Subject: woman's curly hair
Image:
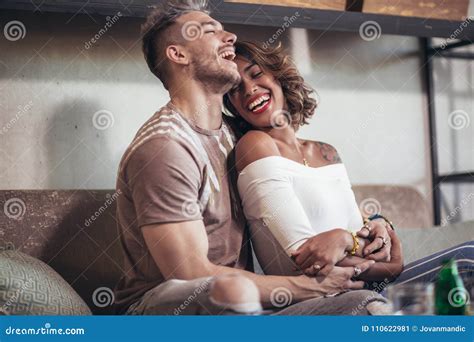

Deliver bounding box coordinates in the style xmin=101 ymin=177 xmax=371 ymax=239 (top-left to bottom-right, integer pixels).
xmin=224 ymin=41 xmax=317 ymax=136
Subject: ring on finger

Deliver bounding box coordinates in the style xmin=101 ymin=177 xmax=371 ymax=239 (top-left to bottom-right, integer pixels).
xmin=363 ymin=223 xmax=372 ymax=231
xmin=353 ymin=266 xmax=362 ymax=278
xmin=312 ymin=264 xmax=321 ymax=272
xmin=376 ymin=236 xmax=388 ymax=246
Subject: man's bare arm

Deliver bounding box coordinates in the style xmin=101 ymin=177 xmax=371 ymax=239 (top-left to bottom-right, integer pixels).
xmin=141 ymin=220 xmax=374 ymax=308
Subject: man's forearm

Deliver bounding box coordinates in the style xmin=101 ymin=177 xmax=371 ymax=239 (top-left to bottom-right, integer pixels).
xmin=207 ymin=264 xmax=320 ymax=308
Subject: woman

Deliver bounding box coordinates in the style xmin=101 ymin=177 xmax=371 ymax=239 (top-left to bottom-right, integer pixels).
xmin=224 ymin=41 xmax=473 ymax=289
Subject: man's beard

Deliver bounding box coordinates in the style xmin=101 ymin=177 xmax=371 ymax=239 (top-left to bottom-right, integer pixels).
xmin=192 ymin=54 xmax=240 ymax=94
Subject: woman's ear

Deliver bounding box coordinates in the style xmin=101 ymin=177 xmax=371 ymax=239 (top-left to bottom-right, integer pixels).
xmin=166 ymin=45 xmax=189 ymax=66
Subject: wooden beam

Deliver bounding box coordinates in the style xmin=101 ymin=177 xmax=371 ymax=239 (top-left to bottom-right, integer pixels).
xmin=363 ymin=0 xmax=470 ymax=21
xmin=224 ymin=0 xmax=346 ymax=11
xmin=0 ymin=0 xmax=472 ymax=40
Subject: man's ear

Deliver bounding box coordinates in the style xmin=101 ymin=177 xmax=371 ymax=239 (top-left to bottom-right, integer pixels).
xmin=165 ymin=45 xmax=189 ymax=66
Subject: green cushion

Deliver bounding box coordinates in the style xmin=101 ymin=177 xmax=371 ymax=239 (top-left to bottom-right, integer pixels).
xmin=0 ymin=250 xmax=92 ymax=315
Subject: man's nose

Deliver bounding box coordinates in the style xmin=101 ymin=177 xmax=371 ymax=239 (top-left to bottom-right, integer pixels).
xmin=223 ymin=30 xmax=237 ymax=45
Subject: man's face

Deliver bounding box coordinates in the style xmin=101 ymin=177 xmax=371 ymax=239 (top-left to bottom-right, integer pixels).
xmin=175 ymin=11 xmax=240 ymax=93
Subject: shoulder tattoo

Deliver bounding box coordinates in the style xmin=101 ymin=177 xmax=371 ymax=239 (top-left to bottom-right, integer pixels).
xmin=316 ymin=142 xmax=342 ymax=164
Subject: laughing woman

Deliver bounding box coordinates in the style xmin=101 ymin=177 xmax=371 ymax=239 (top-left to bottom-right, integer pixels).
xmin=224 ymin=41 xmax=473 ymax=290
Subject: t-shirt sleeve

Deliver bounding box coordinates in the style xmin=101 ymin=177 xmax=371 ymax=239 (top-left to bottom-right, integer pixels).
xmin=125 ymin=137 xmax=203 ymax=227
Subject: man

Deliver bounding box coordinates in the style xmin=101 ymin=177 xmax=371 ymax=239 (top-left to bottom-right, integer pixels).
xmin=114 ymin=0 xmax=387 ymax=315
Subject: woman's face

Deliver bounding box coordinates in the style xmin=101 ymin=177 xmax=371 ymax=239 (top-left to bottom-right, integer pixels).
xmin=227 ymin=56 xmax=286 ymax=129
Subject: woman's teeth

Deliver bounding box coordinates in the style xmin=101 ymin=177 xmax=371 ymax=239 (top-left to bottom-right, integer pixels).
xmin=248 ymin=94 xmax=270 ymax=111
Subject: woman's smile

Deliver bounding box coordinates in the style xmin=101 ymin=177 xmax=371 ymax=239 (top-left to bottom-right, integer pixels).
xmin=246 ymin=92 xmax=272 ymax=114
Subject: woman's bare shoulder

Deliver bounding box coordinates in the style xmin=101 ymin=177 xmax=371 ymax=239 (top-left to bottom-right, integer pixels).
xmin=235 ymin=130 xmax=280 ymax=172
xmin=302 ymin=139 xmax=342 ymax=164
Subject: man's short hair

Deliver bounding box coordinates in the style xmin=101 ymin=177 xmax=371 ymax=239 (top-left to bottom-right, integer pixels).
xmin=141 ymin=0 xmax=210 ymax=89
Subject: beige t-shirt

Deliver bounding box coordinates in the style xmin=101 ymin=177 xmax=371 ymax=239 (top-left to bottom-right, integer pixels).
xmin=114 ymin=103 xmax=252 ymax=314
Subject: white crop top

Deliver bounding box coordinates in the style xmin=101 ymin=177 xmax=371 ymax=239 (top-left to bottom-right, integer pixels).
xmin=237 ymin=156 xmax=363 ymax=276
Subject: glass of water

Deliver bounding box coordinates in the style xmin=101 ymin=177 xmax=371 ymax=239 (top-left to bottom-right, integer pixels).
xmin=387 ymin=283 xmax=434 ymax=315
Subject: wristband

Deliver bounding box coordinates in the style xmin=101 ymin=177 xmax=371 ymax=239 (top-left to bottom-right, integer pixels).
xmin=368 ymin=213 xmax=395 ymax=230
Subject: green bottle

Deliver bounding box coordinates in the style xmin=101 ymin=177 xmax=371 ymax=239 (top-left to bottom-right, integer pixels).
xmin=435 ymin=259 xmax=467 ymax=315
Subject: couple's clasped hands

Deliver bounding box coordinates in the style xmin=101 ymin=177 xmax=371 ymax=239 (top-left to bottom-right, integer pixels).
xmin=290 ymin=219 xmax=400 ymax=292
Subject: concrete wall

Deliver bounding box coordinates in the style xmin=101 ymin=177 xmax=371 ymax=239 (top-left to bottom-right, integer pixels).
xmin=1 ymin=9 xmax=472 ymax=222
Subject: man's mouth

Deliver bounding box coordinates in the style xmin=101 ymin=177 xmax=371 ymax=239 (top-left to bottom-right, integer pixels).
xmin=247 ymin=93 xmax=271 ymax=113
xmin=219 ymin=50 xmax=236 ymax=61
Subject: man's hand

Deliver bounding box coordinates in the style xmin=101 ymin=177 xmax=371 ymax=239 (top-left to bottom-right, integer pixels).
xmin=356 ymin=219 xmax=392 ymax=262
xmin=311 ymin=260 xmax=376 ymax=295
xmin=291 ymin=229 xmax=353 ymax=276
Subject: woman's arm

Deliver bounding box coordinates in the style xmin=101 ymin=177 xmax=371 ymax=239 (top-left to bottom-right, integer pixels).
xmin=236 ymin=131 xmax=354 ymax=273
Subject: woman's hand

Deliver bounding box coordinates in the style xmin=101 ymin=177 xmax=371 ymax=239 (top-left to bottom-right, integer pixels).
xmin=291 ymin=228 xmax=353 ymax=276
xmin=339 ymin=229 xmax=404 ymax=282
xmin=357 ymin=219 xmax=392 ymax=262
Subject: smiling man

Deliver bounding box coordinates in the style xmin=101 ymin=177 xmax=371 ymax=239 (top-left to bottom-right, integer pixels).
xmin=114 ymin=0 xmax=386 ymax=315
